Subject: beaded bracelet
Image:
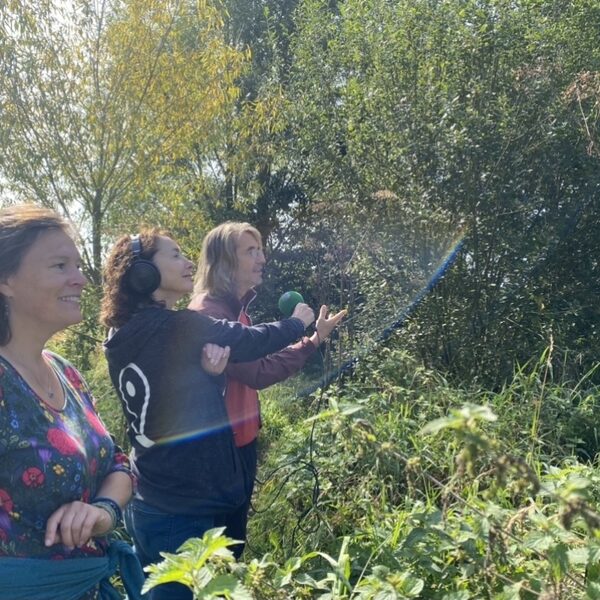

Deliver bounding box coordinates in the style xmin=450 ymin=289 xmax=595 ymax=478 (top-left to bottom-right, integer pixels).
xmin=91 ymin=496 xmax=123 ymax=531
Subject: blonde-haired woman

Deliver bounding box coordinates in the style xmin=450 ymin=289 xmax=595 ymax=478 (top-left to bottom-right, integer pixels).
xmin=189 ymin=221 xmax=345 ymax=558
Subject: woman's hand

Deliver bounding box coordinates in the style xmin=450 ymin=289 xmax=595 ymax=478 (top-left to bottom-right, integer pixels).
xmin=45 ymin=501 xmax=112 ymax=549
xmin=291 ymin=302 xmax=315 ymax=328
xmin=201 ymin=343 xmax=231 ymax=375
xmin=313 ymin=305 xmax=347 ymax=345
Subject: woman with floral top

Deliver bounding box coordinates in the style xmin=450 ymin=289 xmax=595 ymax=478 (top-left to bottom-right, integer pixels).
xmin=0 ymin=205 xmax=143 ymax=600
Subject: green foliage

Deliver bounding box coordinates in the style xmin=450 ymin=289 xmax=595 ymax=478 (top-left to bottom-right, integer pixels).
xmin=143 ymin=527 xmax=252 ymax=598
xmin=253 ymin=0 xmax=600 ymax=386
xmin=142 ymin=344 xmax=600 ymax=598
xmin=0 ymin=0 xmax=245 ymax=283
xmin=3 ymin=0 xmax=599 ymax=385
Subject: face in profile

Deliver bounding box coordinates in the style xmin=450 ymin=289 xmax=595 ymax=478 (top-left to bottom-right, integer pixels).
xmin=151 ymin=236 xmax=194 ymax=305
xmin=233 ymin=232 xmax=265 ymax=295
xmin=0 ymin=229 xmax=87 ymax=336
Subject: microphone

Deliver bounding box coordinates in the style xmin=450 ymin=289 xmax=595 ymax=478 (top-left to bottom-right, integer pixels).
xmin=278 ymin=291 xmax=304 ymax=317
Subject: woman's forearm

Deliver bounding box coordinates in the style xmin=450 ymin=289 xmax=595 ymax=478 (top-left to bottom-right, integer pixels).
xmin=95 ymin=470 xmax=133 ymax=508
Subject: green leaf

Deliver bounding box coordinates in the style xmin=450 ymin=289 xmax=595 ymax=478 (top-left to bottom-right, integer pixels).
xmin=547 ymin=543 xmax=570 ymax=581
xmin=492 ymin=582 xmax=524 ymax=600
xmin=197 ymin=575 xmax=253 ymax=600
xmin=420 ymin=405 xmax=497 ymax=435
xmin=586 ymin=581 xmax=600 ymax=600
xmin=568 ymin=547 xmax=589 ymax=565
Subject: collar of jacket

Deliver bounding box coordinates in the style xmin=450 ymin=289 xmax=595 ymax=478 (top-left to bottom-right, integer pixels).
xmin=219 ymin=288 xmax=258 ymax=320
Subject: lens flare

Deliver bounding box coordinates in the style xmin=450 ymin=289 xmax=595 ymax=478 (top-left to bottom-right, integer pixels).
xmin=280 ymin=197 xmax=466 ymax=398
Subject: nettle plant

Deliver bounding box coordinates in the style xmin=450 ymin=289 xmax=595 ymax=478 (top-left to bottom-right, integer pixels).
xmin=143 ymin=392 xmax=600 ymax=599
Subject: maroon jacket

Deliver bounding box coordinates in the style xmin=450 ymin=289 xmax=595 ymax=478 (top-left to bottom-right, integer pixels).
xmin=189 ymin=290 xmax=317 ymax=447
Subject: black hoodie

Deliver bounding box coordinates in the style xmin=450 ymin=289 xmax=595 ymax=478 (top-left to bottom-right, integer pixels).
xmin=104 ymin=306 xmax=304 ymax=515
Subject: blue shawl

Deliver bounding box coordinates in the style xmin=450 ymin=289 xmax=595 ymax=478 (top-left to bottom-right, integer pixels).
xmin=0 ymin=540 xmax=146 ymax=600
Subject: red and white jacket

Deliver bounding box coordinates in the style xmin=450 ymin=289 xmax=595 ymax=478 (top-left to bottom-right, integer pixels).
xmin=189 ymin=290 xmax=317 ymax=447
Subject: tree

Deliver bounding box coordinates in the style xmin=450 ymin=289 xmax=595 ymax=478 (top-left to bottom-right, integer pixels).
xmin=0 ymin=0 xmax=245 ymax=284
xmin=261 ymin=0 xmax=600 ymax=383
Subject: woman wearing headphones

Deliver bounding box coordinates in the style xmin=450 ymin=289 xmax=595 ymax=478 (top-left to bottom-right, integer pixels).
xmin=100 ymin=229 xmax=314 ymax=600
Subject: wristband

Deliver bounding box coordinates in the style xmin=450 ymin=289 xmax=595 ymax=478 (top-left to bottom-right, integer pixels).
xmin=91 ymin=496 xmax=123 ymax=530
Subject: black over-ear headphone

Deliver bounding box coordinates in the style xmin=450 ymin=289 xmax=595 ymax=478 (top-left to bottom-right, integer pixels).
xmin=124 ymin=235 xmax=161 ymax=295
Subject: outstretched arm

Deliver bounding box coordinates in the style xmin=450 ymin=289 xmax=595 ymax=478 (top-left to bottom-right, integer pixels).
xmin=226 ymin=305 xmax=347 ymax=389
xmin=198 ymin=303 xmax=314 ymax=362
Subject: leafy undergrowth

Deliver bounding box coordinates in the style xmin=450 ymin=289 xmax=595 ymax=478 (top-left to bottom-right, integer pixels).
xmin=110 ymin=339 xmax=600 ymax=598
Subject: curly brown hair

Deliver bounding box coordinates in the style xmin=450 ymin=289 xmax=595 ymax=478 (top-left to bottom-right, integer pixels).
xmin=100 ymin=229 xmax=167 ymax=329
xmin=0 ymin=204 xmax=71 ymax=345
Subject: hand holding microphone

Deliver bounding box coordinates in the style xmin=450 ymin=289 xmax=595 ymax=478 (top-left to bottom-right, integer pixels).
xmin=278 ymin=291 xmax=305 ymax=317
xmin=291 ymin=302 xmax=315 ymax=328
xmin=279 ymin=290 xmax=346 ymax=342
xmin=278 ymin=290 xmax=314 ymax=327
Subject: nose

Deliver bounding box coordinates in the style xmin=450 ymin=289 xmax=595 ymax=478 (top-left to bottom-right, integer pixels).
xmin=257 ymin=250 xmax=266 ymax=265
xmin=72 ymin=268 xmax=88 ymax=288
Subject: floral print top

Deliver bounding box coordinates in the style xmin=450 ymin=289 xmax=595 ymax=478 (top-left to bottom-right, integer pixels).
xmin=0 ymin=351 xmax=132 ymax=560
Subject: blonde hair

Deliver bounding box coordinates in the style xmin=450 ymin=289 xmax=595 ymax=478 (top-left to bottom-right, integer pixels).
xmin=194 ymin=222 xmax=262 ymax=298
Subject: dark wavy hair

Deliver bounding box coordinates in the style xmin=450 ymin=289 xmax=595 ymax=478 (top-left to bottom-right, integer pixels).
xmin=0 ymin=204 xmax=71 ymax=345
xmin=100 ymin=228 xmax=166 ymax=329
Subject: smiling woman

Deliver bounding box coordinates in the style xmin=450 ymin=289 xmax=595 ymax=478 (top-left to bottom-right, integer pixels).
xmin=1 ymin=227 xmax=87 ymax=350
xmin=0 ymin=204 xmax=143 ymax=600
xmin=100 ymin=228 xmax=315 ymax=600
xmin=150 ymin=236 xmax=196 ymax=306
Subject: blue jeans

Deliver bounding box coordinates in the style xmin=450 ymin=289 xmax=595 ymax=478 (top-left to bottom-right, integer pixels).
xmin=125 ymin=498 xmax=218 ymax=600
xmin=216 ymin=439 xmax=257 ymax=559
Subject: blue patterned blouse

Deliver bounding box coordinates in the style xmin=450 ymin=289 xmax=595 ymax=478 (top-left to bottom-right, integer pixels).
xmin=0 ymin=351 xmax=132 ymax=563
